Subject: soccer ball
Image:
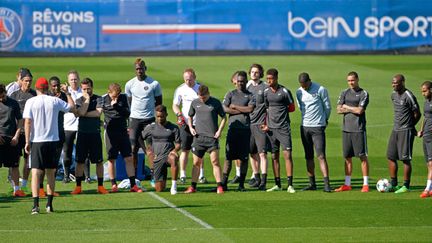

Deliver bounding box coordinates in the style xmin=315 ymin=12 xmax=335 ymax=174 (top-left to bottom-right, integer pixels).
xmin=376 ymin=179 xmax=390 ymax=192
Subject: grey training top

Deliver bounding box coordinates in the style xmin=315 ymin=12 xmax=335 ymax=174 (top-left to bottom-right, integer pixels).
xmin=247 ymin=80 xmax=267 ymax=125
xmin=142 ymin=121 xmax=180 ymax=163
xmin=264 ymin=85 xmax=295 ymax=129
xmin=0 ymin=97 xmax=21 ymax=137
xmin=423 ymin=99 xmax=432 ymax=137
xmin=189 ymin=96 xmax=225 ymax=137
xmin=9 ymin=89 xmax=36 ymax=132
xmin=223 ymin=89 xmax=255 ymax=129
xmin=391 ymin=89 xmax=419 ymax=131
xmin=337 ymin=87 xmax=369 ymax=132
xmin=76 ymin=94 xmax=101 ymax=134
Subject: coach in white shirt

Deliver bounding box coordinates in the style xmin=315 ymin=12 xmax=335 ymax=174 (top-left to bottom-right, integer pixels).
xmin=172 ymin=68 xmax=208 ymax=184
xmin=24 ymin=77 xmax=75 ymax=215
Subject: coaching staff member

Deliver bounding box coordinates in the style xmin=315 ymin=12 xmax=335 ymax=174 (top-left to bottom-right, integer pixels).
xmin=24 ymin=77 xmax=75 ymax=214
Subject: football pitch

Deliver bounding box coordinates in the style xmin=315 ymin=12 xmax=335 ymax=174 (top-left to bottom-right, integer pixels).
xmin=1 ymin=55 xmax=432 ymax=242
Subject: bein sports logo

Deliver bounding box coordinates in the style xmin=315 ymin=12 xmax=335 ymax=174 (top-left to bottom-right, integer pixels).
xmin=0 ymin=7 xmax=23 ymax=51
xmin=287 ymin=11 xmax=432 ymax=38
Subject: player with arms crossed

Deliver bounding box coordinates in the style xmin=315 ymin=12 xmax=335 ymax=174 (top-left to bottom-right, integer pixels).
xmin=70 ymin=78 xmax=108 ymax=195
xmin=335 ymin=71 xmax=370 ymax=192
xmin=221 ymin=71 xmax=255 ymax=191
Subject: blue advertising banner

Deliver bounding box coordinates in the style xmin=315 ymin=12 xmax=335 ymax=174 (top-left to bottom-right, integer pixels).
xmin=1 ymin=0 xmax=432 ymax=53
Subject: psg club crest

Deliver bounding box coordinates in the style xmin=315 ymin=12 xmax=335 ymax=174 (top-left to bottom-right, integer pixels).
xmin=0 ymin=7 xmax=23 ymax=51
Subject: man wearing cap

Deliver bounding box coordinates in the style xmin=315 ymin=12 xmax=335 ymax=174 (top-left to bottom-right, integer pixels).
xmin=23 ymin=77 xmax=75 ymax=214
xmin=125 ymin=58 xmax=162 ymax=185
xmin=0 ymin=84 xmax=24 ymax=197
xmin=9 ymin=68 xmax=36 ymax=194
xmin=296 ymin=72 xmax=332 ymax=192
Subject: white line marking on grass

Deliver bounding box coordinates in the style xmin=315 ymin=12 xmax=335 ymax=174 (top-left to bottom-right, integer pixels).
xmin=1 ymin=225 xmax=432 ymax=232
xmin=148 ymin=192 xmax=213 ymax=229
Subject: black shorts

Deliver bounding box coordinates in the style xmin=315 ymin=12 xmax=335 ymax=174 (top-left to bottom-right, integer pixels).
xmin=76 ymin=132 xmax=103 ymax=164
xmin=342 ymin=131 xmax=368 ymax=158
xmin=179 ymin=125 xmax=193 ymax=151
xmin=422 ymin=136 xmax=432 ymax=163
xmin=300 ymin=126 xmax=326 ymax=160
xmin=105 ymin=130 xmax=132 ymax=160
xmin=267 ymin=127 xmax=292 ymax=153
xmin=387 ymin=129 xmax=415 ymax=161
xmin=0 ymin=136 xmax=20 ymax=168
xmin=17 ymin=133 xmax=29 ymax=159
xmin=154 ymin=156 xmax=170 ymax=182
xmin=191 ymin=135 xmax=219 ymax=159
xmin=226 ymin=128 xmax=250 ymax=161
xmin=30 ymin=141 xmax=58 ymax=169
xmin=129 ymin=117 xmax=154 ymax=150
xmin=250 ymin=124 xmax=270 ymax=154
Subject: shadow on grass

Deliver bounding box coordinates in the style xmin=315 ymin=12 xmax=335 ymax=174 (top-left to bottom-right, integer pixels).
xmin=57 ymin=204 xmax=207 ymax=214
xmin=0 ymin=195 xmax=32 ymax=203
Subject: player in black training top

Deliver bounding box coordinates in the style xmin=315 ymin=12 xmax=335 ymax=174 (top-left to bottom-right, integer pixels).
xmin=387 ymin=74 xmax=421 ymax=193
xmin=99 ymin=83 xmax=143 ymax=193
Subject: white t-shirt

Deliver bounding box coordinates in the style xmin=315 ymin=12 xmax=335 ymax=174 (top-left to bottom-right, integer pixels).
xmin=6 ymin=81 xmax=20 ymax=96
xmin=173 ymin=82 xmax=200 ymax=123
xmin=63 ymin=86 xmax=82 ymax=131
xmin=23 ymin=94 xmax=71 ymax=142
xmin=125 ymin=76 xmax=162 ymax=119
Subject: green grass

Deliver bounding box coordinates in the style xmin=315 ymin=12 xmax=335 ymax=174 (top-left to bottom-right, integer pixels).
xmin=1 ymin=55 xmax=432 ymax=242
